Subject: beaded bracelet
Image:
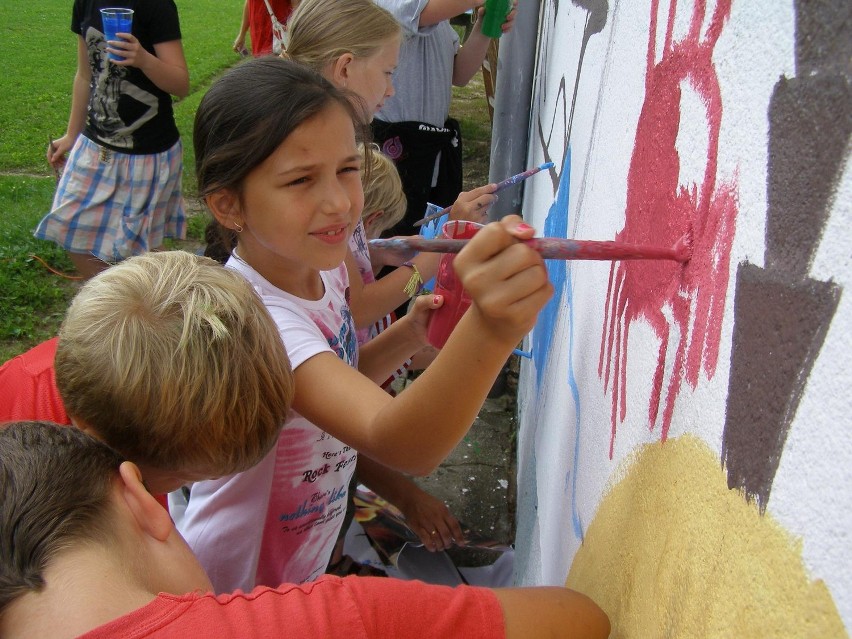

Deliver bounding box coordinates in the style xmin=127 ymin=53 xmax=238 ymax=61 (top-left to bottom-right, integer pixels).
xmin=401 ymin=261 xmax=423 ymax=297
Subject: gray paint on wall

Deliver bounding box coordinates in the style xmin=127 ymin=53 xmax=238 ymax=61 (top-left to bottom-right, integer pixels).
xmin=528 ymin=0 xmax=609 ymax=194
xmin=722 ymin=0 xmax=849 ymax=512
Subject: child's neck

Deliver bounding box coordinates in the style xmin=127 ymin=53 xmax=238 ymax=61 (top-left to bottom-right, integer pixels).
xmin=0 ymin=546 xmax=156 ymax=639
xmin=234 ymin=247 xmax=326 ymax=300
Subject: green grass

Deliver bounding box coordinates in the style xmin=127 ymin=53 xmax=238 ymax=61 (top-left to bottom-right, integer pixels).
xmin=0 ymin=0 xmax=239 ymax=174
xmin=0 ymin=2 xmax=493 ymax=362
xmin=0 ymin=176 xmax=79 ymax=361
xmin=0 ymin=0 xmax=242 ymax=361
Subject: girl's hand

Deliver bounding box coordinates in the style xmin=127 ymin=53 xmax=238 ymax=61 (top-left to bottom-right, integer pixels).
xmin=502 ymin=1 xmax=519 ymax=33
xmin=449 ymin=184 xmax=497 ymax=225
xmin=47 ymin=135 xmax=74 ymax=171
xmin=398 ymin=490 xmax=465 ymax=552
xmin=454 ymin=215 xmax=553 ymax=343
xmin=107 ymin=33 xmax=149 ymax=68
xmin=233 ymin=33 xmax=247 ymax=55
xmin=474 ymin=1 xmax=518 ymax=34
xmin=399 ymin=293 xmax=444 ymax=344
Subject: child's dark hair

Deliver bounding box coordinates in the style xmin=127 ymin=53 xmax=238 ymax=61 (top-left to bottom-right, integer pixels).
xmin=0 ymin=422 xmax=124 ymax=613
xmin=196 ymin=57 xmax=372 ymax=261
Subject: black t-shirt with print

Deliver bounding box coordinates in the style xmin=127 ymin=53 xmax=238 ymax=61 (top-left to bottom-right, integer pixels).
xmin=72 ymin=0 xmax=182 ymax=154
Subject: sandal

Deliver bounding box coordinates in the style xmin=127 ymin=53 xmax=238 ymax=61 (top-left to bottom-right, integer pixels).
xmin=327 ymin=554 xmax=387 ymax=577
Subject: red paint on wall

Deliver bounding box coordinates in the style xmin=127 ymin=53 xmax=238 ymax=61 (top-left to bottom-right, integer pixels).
xmin=599 ymin=0 xmax=738 ymax=457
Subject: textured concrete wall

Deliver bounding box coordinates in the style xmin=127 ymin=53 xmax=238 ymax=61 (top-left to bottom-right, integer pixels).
xmin=510 ymin=1 xmax=851 ymax=635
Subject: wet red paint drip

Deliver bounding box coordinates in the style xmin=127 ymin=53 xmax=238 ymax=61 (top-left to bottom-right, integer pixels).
xmin=599 ymin=0 xmax=738 ymax=458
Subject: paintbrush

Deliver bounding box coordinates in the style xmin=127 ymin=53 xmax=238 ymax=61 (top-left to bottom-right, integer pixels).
xmin=412 ymin=162 xmax=555 ymax=228
xmin=369 ymin=233 xmax=692 ymax=263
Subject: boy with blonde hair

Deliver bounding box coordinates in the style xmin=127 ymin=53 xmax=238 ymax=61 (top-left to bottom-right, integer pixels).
xmin=0 ymin=421 xmax=610 ymax=639
xmin=0 ymin=251 xmax=294 ymax=494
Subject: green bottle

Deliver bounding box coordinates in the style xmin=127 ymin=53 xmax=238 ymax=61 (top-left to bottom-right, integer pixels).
xmin=481 ymin=0 xmax=510 ymax=38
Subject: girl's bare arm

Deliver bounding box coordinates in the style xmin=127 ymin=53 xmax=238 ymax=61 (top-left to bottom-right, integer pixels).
xmin=294 ymin=217 xmax=552 ymax=475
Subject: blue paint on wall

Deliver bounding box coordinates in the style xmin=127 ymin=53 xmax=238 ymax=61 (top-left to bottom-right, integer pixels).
xmin=532 ymin=148 xmax=571 ymax=387
xmin=531 ymin=148 xmax=585 ymax=540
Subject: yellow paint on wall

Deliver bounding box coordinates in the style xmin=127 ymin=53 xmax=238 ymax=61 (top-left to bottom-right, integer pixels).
xmin=566 ymin=434 xmax=846 ymax=638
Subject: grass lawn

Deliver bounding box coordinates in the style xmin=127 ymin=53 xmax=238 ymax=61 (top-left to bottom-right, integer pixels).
xmin=0 ymin=3 xmax=492 ymax=363
xmin=0 ymin=0 xmax=243 ymax=362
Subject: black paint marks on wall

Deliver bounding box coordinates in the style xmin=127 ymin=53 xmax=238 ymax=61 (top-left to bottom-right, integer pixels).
xmin=535 ymin=0 xmax=609 ymax=192
xmin=722 ymin=0 xmax=849 ymax=512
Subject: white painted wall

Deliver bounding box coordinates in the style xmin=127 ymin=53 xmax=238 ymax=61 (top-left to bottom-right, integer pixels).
xmin=511 ymin=0 xmax=851 ymax=633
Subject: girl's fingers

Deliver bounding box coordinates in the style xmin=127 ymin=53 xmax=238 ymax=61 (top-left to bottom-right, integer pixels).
xmin=447 ymin=517 xmax=466 ymax=546
xmin=455 ymin=215 xmax=536 ymax=267
xmin=502 ymin=215 xmax=536 ymax=239
xmin=472 ymin=246 xmax=550 ymax=300
xmin=411 ymin=293 xmax=443 ymax=311
xmin=468 ymin=183 xmax=498 ymax=197
xmin=426 ymin=523 xmax=453 ymax=551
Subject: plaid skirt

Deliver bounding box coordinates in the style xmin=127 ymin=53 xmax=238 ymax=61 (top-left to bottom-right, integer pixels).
xmin=34 ymin=136 xmax=186 ymax=263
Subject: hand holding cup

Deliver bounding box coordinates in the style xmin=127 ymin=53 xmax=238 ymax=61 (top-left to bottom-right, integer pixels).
xmin=100 ymin=8 xmax=134 ymax=62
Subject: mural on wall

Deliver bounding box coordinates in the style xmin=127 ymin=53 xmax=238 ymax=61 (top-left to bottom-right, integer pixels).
xmin=599 ymin=0 xmax=737 ymax=453
xmin=513 ymin=0 xmax=851 ymax=633
xmin=527 ymin=0 xmax=611 ymax=543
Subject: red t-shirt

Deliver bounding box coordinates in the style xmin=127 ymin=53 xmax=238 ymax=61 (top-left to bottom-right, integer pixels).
xmin=0 ymin=338 xmax=169 ymax=510
xmin=79 ymin=575 xmax=506 ymax=638
xmin=249 ymin=0 xmax=292 ymax=56
xmin=0 ymin=337 xmax=69 ymax=425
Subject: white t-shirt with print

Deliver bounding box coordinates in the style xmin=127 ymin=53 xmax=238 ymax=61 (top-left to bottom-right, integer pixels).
xmin=178 ymin=255 xmax=358 ymax=592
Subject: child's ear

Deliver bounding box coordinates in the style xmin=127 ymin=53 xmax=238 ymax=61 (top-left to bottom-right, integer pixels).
xmin=329 ymin=53 xmax=356 ymax=87
xmin=363 ymin=210 xmax=384 ymax=236
xmin=118 ymin=462 xmax=173 ymax=542
xmin=206 ymin=190 xmax=244 ymax=233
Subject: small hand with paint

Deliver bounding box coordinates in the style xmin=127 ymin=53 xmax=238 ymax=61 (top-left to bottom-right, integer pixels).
xmin=398 ymin=293 xmax=444 ymax=344
xmin=369 ymin=236 xmax=421 ymax=267
xmin=449 ymin=184 xmax=498 ymax=225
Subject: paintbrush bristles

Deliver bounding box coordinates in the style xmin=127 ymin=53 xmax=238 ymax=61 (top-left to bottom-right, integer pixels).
xmin=672 ymin=233 xmax=692 ymax=262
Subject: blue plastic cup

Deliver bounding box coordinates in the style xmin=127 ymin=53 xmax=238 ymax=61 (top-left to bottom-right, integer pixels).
xmin=100 ymin=8 xmax=134 ymax=61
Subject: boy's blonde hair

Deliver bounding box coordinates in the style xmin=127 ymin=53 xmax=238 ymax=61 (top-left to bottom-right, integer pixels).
xmin=361 ymin=143 xmax=407 ymax=237
xmin=55 ymin=251 xmax=294 ymax=477
xmin=285 ymin=0 xmax=402 ymax=73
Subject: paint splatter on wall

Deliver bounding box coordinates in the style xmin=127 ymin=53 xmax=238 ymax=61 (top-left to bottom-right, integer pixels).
xmin=511 ymin=0 xmax=851 ymax=632
xmin=600 ymin=0 xmax=737 ymax=452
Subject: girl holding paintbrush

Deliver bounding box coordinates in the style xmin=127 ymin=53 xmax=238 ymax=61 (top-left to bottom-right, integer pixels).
xmin=205 ymin=0 xmax=488 ymax=569
xmin=283 ymin=0 xmax=497 ymax=574
xmin=202 ymin=0 xmax=493 ymax=574
xmin=179 ymin=57 xmax=552 ymax=592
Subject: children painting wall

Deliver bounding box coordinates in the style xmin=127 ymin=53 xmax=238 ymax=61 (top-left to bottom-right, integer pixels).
xmin=510 ymin=0 xmax=851 ymax=635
